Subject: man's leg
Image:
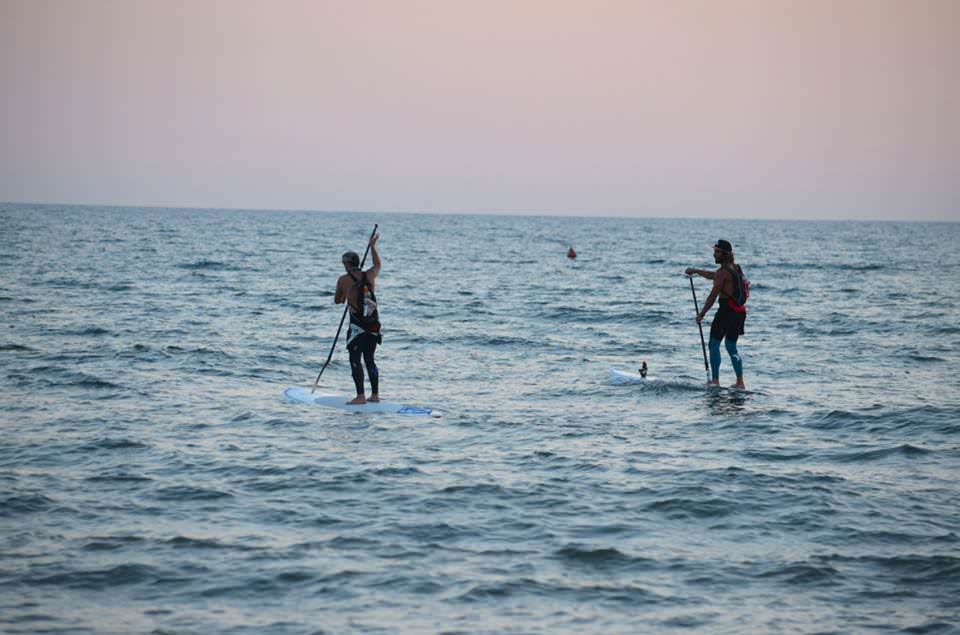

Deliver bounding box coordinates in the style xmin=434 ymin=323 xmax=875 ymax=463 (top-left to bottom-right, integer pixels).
xmin=363 ymin=335 xmax=379 ymax=401
xmin=347 ymin=341 xmax=366 ymax=404
xmin=725 ymin=337 xmax=745 ymax=388
xmin=708 ymin=337 xmax=722 ymax=385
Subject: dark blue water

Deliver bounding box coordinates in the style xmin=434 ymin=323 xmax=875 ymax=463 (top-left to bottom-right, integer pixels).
xmin=2 ymin=204 xmax=959 ymax=634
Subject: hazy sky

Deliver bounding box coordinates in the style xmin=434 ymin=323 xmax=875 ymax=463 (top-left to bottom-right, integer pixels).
xmin=1 ymin=0 xmax=957 ymax=220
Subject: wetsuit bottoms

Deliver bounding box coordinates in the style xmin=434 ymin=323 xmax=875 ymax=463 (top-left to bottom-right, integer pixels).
xmin=708 ymin=303 xmax=745 ymax=381
xmin=347 ymin=332 xmax=379 ymax=396
xmin=709 ymin=302 xmax=745 ymax=342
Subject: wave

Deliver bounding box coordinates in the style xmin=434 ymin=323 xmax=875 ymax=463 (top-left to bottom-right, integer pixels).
xmin=198 ymin=569 xmax=340 ymax=598
xmin=42 ymin=277 xmax=93 ymax=289
xmin=900 ymin=621 xmax=959 ymax=634
xmin=69 ymin=377 xmax=123 ymax=390
xmin=25 ymin=564 xmax=162 ymax=590
xmin=553 ymin=544 xmax=655 ymax=570
xmin=164 ymin=346 xmax=235 ymax=359
xmin=85 ymin=471 xmax=152 ymax=483
xmin=907 ymin=354 xmax=946 ymax=363
xmin=831 ymin=526 xmax=959 ymax=548
xmin=81 ymin=438 xmax=148 ymax=451
xmin=827 ymin=443 xmax=933 ymax=463
xmin=457 ymin=577 xmax=666 ymax=605
xmin=741 ymin=449 xmax=812 ymax=462
xmin=176 ymin=260 xmax=242 ymax=271
xmin=8 ymin=367 xmax=123 ymax=391
xmin=0 ymin=493 xmax=56 ymax=516
xmin=753 ymin=561 xmax=841 ymax=586
xmin=439 ymin=483 xmax=509 ymax=497
xmin=827 ymin=553 xmax=960 ymax=585
xmin=453 ymin=333 xmax=537 ymax=348
xmin=644 ymin=497 xmax=736 ymax=519
xmin=81 ymin=536 xmax=145 ymax=551
xmin=114 ymin=343 xmax=157 ymax=360
xmin=70 ymin=326 xmax=112 ymax=337
xmin=0 ymin=343 xmax=33 ymax=352
xmin=163 ymin=536 xmax=258 ymax=550
xmin=808 ymin=405 xmax=960 ymax=433
xmin=150 ymin=486 xmax=233 ymax=501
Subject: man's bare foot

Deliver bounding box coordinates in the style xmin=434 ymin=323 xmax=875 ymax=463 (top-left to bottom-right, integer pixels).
xmin=707 ymin=379 xmax=719 ymax=386
xmin=368 ymin=394 xmax=380 ymax=403
xmin=347 ymin=396 xmax=366 ymax=405
xmin=733 ymin=380 xmax=746 ymax=390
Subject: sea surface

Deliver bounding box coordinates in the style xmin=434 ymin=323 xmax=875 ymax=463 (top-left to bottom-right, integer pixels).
xmin=1 ymin=204 xmax=959 ymax=634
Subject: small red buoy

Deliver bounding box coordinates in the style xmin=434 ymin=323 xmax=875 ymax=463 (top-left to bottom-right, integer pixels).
xmin=567 ymin=246 xmax=577 ymax=259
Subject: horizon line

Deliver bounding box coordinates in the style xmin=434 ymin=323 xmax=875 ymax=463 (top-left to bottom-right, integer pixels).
xmin=2 ymin=200 xmax=957 ymax=225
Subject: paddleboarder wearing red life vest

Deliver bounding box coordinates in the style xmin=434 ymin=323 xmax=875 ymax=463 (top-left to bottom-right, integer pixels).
xmin=335 ymin=233 xmax=381 ymax=404
xmin=685 ymin=239 xmax=749 ymax=389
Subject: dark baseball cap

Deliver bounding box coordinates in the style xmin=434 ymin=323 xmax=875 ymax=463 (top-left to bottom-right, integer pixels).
xmin=713 ymin=239 xmax=733 ymax=252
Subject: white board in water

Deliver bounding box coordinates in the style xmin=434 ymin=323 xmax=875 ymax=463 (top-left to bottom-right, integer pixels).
xmin=608 ymin=367 xmax=661 ymax=385
xmin=283 ymin=387 xmax=440 ymax=417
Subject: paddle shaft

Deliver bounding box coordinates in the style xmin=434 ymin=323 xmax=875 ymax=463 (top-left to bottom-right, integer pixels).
xmin=688 ymin=275 xmax=710 ymax=379
xmin=311 ymin=224 xmax=378 ymax=393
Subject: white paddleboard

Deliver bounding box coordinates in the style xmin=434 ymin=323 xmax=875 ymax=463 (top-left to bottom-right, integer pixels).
xmin=283 ymin=387 xmax=440 ymax=417
xmin=608 ymin=367 xmax=660 ymax=385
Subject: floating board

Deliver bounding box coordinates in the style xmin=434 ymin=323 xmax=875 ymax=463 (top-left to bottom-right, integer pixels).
xmin=608 ymin=367 xmax=726 ymax=393
xmin=608 ymin=367 xmax=661 ymax=385
xmin=283 ymin=387 xmax=440 ymax=417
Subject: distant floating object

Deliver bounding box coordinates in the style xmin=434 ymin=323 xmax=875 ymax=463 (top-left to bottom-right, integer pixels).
xmin=567 ymin=246 xmax=577 ymax=259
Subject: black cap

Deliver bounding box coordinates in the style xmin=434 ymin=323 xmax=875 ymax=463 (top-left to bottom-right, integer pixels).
xmin=714 ymin=239 xmax=733 ymax=253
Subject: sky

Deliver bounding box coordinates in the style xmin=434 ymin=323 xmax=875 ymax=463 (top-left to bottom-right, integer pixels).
xmin=1 ymin=0 xmax=957 ymax=221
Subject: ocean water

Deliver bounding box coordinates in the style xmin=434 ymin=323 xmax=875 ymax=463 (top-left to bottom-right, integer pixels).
xmin=1 ymin=204 xmax=959 ymax=634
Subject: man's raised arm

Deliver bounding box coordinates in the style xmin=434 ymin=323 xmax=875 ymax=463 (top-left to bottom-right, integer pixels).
xmin=367 ymin=234 xmax=381 ymax=278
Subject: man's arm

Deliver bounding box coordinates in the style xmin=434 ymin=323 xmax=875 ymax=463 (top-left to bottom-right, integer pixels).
xmin=334 ymin=277 xmax=345 ymax=304
xmin=696 ymin=270 xmax=727 ymax=323
xmin=366 ymin=234 xmax=381 ymax=280
xmin=685 ymin=267 xmax=715 ymax=280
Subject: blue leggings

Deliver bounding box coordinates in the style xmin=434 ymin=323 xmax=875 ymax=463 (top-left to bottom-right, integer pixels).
xmin=709 ymin=337 xmax=743 ymax=381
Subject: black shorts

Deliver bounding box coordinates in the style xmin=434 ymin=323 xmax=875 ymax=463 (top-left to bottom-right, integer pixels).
xmin=710 ymin=303 xmax=745 ymax=342
xmin=347 ymin=331 xmax=380 ymax=354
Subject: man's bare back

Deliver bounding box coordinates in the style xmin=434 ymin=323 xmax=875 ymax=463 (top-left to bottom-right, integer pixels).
xmin=335 ymin=270 xmax=377 ymax=316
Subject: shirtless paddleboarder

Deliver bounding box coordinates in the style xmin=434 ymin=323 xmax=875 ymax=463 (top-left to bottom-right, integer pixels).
xmin=686 ymin=239 xmax=749 ymax=389
xmin=335 ymin=233 xmax=382 ymax=404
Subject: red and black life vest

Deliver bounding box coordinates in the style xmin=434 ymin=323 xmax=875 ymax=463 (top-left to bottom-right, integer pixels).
xmin=727 ymin=265 xmax=750 ymax=314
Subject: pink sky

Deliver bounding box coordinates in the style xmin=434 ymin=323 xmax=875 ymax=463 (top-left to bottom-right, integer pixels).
xmin=1 ymin=0 xmax=957 ymax=219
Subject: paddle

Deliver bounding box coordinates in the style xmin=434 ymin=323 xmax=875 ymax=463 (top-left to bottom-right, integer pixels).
xmin=311 ymin=223 xmax=378 ymax=394
xmin=687 ymin=275 xmax=710 ymax=381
